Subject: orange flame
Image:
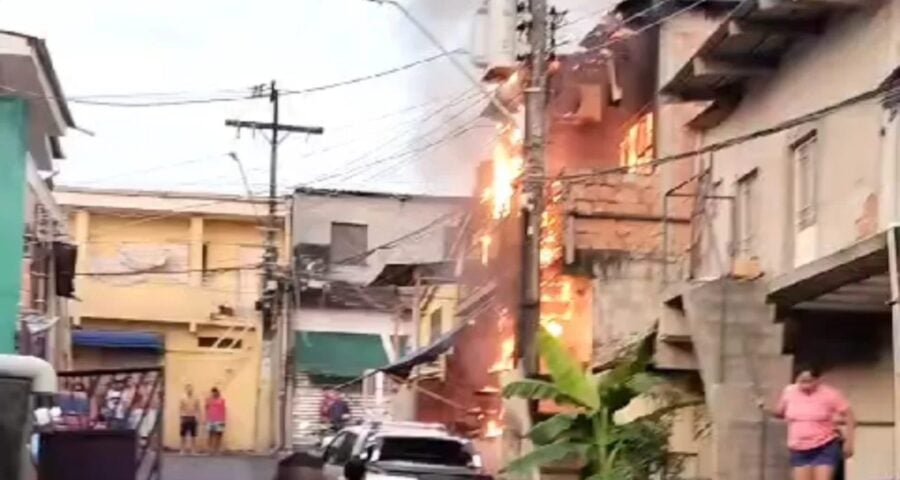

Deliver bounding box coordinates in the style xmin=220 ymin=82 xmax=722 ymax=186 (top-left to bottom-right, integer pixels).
xmin=489 ymin=125 xmax=524 ymax=220
xmin=489 ymin=337 xmax=516 ymax=373
xmin=480 ymin=234 xmax=493 ymax=266
xmin=485 ymin=419 xmax=503 ymax=438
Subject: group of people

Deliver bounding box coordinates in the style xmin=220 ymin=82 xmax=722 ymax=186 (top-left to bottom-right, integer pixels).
xmin=57 ymin=375 xmax=159 ymax=437
xmin=178 ymin=384 xmax=227 ymax=455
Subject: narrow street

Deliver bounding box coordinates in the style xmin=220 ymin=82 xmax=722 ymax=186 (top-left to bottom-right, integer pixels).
xmin=1 ymin=0 xmax=900 ymax=479
xmin=162 ymin=454 xmax=277 ymax=480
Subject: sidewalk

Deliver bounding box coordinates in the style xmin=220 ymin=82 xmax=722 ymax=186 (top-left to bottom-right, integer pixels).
xmin=162 ymin=453 xmax=278 ymax=480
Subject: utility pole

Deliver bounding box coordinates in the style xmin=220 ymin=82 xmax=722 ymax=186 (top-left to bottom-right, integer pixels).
xmin=519 ymin=0 xmax=548 ymax=376
xmin=225 ymin=81 xmax=324 ymax=330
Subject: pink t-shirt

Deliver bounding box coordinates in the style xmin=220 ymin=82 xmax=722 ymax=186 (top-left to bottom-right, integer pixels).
xmin=206 ymin=397 xmax=226 ymax=423
xmin=779 ymin=384 xmax=849 ymax=451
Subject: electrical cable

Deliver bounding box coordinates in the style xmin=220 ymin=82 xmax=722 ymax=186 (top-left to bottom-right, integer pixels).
xmin=579 ymin=0 xmax=727 ymax=56
xmin=61 ymin=51 xmax=459 ymax=107
xmin=72 ymin=153 xmax=233 ymax=186
xmin=558 ymin=81 xmax=900 ymax=183
xmin=301 ymin=89 xmax=485 ymax=186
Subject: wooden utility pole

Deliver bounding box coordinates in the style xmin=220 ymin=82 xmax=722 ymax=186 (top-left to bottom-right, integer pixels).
xmin=225 ymin=81 xmax=324 ymax=328
xmin=519 ymin=0 xmax=549 ymax=376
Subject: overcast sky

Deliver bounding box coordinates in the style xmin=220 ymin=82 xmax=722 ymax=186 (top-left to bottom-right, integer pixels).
xmin=5 ymin=0 xmax=600 ymax=197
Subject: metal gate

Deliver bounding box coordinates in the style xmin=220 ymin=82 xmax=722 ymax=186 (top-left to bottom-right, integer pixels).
xmin=50 ymin=366 xmax=165 ymax=480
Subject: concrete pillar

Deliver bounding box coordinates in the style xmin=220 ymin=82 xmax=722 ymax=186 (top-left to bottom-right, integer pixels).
xmin=0 ymin=98 xmax=29 ymax=354
xmin=189 ymin=216 xmax=204 ymax=287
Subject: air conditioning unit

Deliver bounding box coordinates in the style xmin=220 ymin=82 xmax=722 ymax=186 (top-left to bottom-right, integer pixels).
xmin=471 ymin=0 xmax=519 ymax=83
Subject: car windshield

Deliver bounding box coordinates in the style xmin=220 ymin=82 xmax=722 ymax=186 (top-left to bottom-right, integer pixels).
xmin=376 ymin=436 xmax=473 ymax=466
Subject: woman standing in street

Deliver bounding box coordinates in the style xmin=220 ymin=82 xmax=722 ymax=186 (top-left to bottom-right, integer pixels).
xmin=767 ymin=365 xmax=856 ymax=480
xmin=205 ymin=387 xmax=227 ymax=454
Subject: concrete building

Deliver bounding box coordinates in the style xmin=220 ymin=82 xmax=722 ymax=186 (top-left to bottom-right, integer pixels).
xmin=290 ymin=187 xmax=465 ymax=445
xmin=654 ymin=0 xmax=900 ymax=477
xmin=56 ymin=187 xmax=288 ymax=453
xmin=0 ymin=30 xmax=75 ymax=360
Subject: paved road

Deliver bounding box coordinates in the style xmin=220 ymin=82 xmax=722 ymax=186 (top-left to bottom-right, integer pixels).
xmin=162 ymin=453 xmax=278 ymax=480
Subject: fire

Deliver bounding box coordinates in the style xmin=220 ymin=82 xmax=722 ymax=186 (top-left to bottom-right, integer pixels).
xmin=620 ymin=113 xmax=655 ymax=173
xmin=489 ymin=309 xmax=515 ymax=373
xmin=480 ymin=235 xmax=492 ymax=266
xmin=489 ymin=124 xmax=524 ymax=220
xmin=484 ymin=419 xmax=503 ymax=438
xmin=489 ymin=336 xmax=516 ymax=373
xmin=544 ymin=320 xmax=563 ymax=337
xmin=539 ymin=181 xmax=574 ymax=338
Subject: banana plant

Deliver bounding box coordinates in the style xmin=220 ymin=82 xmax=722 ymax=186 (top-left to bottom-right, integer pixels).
xmin=502 ymin=329 xmax=694 ymax=480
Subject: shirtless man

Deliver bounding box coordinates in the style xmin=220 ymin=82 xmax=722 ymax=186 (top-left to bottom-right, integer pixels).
xmin=179 ymin=384 xmax=201 ymax=454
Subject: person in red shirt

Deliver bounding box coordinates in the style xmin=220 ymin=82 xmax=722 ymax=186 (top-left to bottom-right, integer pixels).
xmin=205 ymin=387 xmax=227 ymax=454
xmin=766 ymin=365 xmax=856 ymax=480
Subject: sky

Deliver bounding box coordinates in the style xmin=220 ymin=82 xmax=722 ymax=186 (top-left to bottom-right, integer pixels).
xmin=4 ymin=0 xmax=601 ymax=197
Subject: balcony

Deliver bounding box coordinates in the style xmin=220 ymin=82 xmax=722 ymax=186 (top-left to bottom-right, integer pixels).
xmin=662 ymin=0 xmax=869 ymax=128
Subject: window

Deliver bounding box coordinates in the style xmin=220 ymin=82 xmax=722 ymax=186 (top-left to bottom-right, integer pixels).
xmin=619 ymin=113 xmax=655 ymax=174
xmin=201 ymin=243 xmax=210 ymax=279
xmin=197 ymin=337 xmax=243 ymax=349
xmin=793 ymin=132 xmax=817 ymax=229
xmin=377 ymin=437 xmax=474 ymax=467
xmin=429 ymin=308 xmax=443 ymax=343
xmin=331 ymin=223 xmax=368 ymax=266
xmin=735 ymin=170 xmax=758 ymax=256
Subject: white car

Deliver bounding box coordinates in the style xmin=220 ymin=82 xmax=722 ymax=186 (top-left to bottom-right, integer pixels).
xmin=278 ymin=421 xmax=490 ymax=480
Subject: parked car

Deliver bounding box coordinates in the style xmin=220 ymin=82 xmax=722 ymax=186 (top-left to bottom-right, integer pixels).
xmin=276 ymin=421 xmax=491 ymax=480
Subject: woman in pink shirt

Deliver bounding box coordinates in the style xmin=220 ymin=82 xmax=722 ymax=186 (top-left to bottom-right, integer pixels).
xmin=205 ymin=387 xmax=227 ymax=454
xmin=769 ymin=366 xmax=856 ymax=480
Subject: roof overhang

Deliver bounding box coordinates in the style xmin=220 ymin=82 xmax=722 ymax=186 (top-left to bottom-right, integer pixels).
xmin=0 ymin=31 xmax=73 ymax=170
xmin=767 ymin=231 xmax=891 ymax=313
xmin=379 ymin=322 xmax=467 ymax=379
xmin=661 ymin=0 xmax=866 ymax=129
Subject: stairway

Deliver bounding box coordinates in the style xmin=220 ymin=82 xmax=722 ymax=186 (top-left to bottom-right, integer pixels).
xmin=680 ymin=278 xmax=793 ymax=480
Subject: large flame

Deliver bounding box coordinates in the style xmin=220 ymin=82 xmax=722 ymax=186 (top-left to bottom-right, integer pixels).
xmin=490 ymin=125 xmax=524 ymax=220
xmin=489 ymin=309 xmax=516 ymax=373
xmin=539 ymin=182 xmax=574 ymax=337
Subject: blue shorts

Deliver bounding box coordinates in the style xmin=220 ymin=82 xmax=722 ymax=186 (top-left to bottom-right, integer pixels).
xmin=790 ymin=439 xmax=842 ymax=468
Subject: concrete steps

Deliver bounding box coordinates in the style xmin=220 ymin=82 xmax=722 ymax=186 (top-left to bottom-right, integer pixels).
xmin=678 ymin=278 xmax=792 ymax=480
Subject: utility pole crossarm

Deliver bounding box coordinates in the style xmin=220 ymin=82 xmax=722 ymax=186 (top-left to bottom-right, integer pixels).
xmin=224 ymin=120 xmax=325 ymax=135
xmin=223 ymin=80 xmax=323 ymax=331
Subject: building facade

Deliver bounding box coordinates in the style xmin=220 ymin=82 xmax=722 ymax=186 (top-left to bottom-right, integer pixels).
xmin=56 ymin=188 xmax=287 ymax=453
xmin=655 ymin=0 xmax=900 ymax=478
xmin=0 ymin=30 xmax=75 ymax=361
xmin=290 ymin=187 xmax=464 ymax=445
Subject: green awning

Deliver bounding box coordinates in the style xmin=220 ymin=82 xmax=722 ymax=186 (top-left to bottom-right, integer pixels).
xmin=294 ymin=331 xmax=389 ymax=379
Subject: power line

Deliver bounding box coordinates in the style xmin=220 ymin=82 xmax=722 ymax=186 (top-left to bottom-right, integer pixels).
xmin=81 ymin=209 xmax=460 ymax=277
xmin=292 ymin=88 xmax=480 ymax=166
xmin=60 ymin=52 xmax=459 ymax=108
xmin=280 ymin=50 xmax=462 ymax=97
xmin=302 ymin=89 xmax=486 ymax=186
xmin=580 ymin=0 xmax=723 ymax=56
xmin=75 ymin=263 xmax=261 ymax=277
xmin=72 ymin=153 xmax=232 ymax=185
xmin=559 ymin=81 xmax=900 ymax=182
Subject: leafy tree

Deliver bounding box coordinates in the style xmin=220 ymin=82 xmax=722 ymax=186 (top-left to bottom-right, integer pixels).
xmin=502 ymin=329 xmax=696 ymax=480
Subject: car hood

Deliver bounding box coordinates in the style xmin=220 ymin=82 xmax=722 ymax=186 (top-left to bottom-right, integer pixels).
xmin=370 ymin=461 xmax=489 ymax=479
